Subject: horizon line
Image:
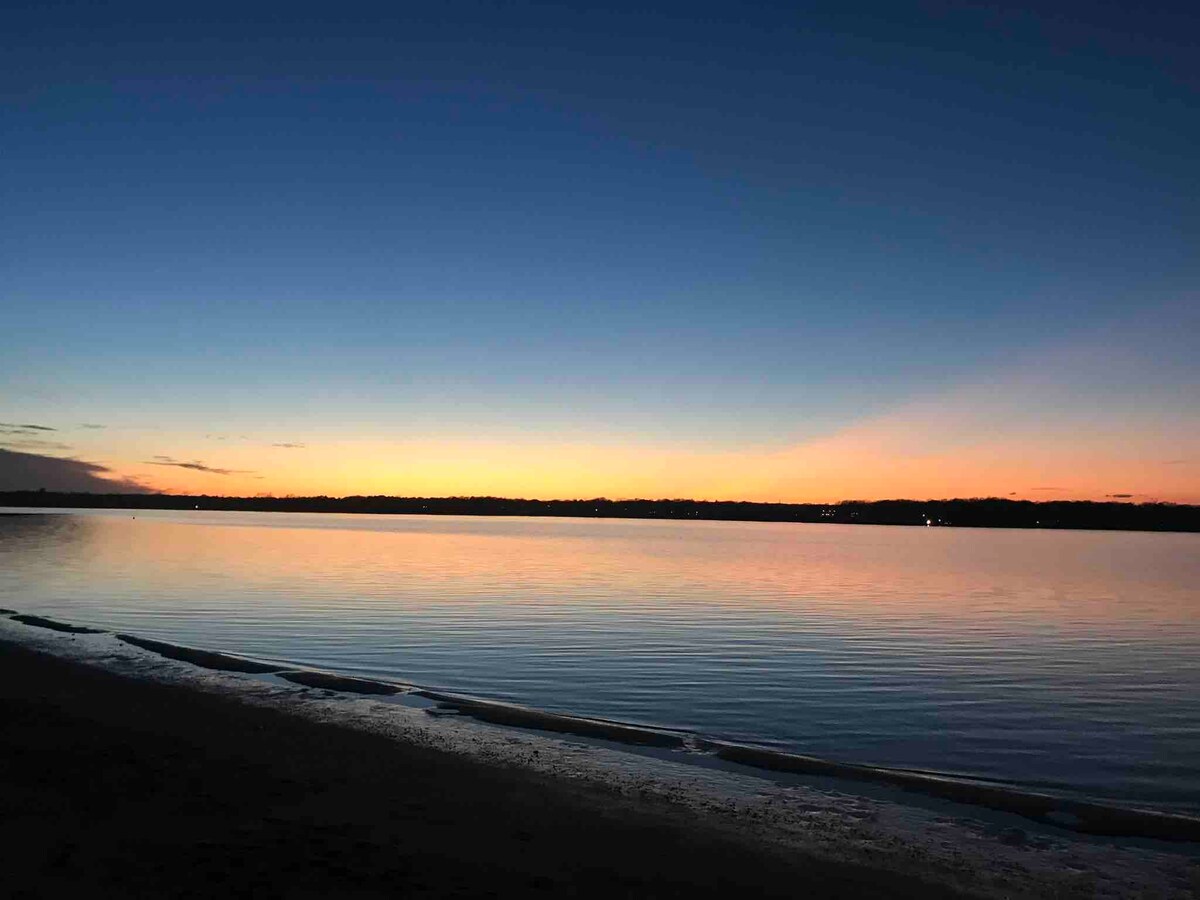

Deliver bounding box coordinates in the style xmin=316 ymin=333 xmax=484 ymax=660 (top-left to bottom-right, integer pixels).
xmin=0 ymin=489 xmax=1192 ymax=509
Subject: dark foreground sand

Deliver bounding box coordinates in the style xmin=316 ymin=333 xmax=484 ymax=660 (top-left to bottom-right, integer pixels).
xmin=0 ymin=640 xmax=967 ymax=899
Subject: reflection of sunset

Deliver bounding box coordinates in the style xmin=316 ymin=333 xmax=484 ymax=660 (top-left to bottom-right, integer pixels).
xmin=61 ymin=513 xmax=1200 ymax=627
xmin=6 ymin=510 xmax=1197 ymax=815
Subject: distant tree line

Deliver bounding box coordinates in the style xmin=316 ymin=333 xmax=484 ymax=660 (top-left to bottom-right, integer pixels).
xmin=1 ymin=491 xmax=1197 ymax=532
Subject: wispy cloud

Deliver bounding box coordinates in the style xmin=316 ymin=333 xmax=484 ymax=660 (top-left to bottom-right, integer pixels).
xmin=271 ymin=442 xmax=306 ymax=449
xmin=1105 ymin=493 xmax=1135 ymax=499
xmin=0 ymin=439 xmax=73 ymax=452
xmin=146 ymin=456 xmax=254 ymax=476
xmin=0 ymin=422 xmax=57 ymax=435
xmin=80 ymin=423 xmax=106 ymax=430
xmin=1031 ymin=486 xmax=1066 ymax=492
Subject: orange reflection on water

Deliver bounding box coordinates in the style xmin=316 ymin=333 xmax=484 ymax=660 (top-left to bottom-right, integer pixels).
xmin=59 ymin=512 xmax=1200 ymax=628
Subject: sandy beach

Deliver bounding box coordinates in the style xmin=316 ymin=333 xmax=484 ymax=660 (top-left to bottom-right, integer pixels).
xmin=1 ymin=637 xmax=960 ymax=898
xmin=2 ymin=617 xmax=1197 ymax=898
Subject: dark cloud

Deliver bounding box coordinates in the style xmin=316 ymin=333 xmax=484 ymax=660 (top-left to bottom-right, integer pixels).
xmin=271 ymin=442 xmax=306 ymax=449
xmin=80 ymin=423 xmax=106 ymax=429
xmin=1105 ymin=493 xmax=1135 ymax=499
xmin=146 ymin=456 xmax=253 ymax=476
xmin=0 ymin=449 xmax=147 ymax=492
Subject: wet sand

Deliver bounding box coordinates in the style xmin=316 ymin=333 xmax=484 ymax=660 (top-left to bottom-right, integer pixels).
xmin=0 ymin=639 xmax=966 ymax=899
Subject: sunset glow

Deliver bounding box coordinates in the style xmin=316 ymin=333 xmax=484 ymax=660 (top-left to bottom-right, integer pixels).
xmin=2 ymin=3 xmax=1196 ymax=505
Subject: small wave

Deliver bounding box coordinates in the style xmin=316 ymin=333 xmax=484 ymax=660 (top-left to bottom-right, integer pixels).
xmin=12 ymin=614 xmax=105 ymax=634
xmin=278 ymin=670 xmax=405 ymax=695
xmin=116 ymin=633 xmax=286 ymax=674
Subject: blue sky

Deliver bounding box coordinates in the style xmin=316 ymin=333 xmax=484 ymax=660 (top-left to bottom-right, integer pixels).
xmin=2 ymin=1 xmax=1197 ymax=499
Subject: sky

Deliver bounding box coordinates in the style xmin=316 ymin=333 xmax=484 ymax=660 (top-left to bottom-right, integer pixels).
xmin=3 ymin=1 xmax=1198 ymax=502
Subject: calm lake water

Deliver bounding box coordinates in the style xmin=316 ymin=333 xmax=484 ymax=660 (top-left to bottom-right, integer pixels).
xmin=2 ymin=508 xmax=1198 ymax=813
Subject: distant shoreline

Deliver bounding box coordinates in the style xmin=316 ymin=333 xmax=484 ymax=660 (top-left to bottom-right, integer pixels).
xmin=1 ymin=491 xmax=1197 ymax=532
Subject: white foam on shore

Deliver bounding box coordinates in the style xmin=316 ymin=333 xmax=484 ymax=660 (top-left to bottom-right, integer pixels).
xmin=3 ymin=616 xmax=1197 ymax=899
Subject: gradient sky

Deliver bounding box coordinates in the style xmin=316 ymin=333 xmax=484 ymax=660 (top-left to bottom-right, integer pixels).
xmin=3 ymin=1 xmax=1198 ymax=501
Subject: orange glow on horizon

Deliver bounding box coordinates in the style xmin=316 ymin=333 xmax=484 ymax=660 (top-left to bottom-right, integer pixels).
xmin=111 ymin=426 xmax=1198 ymax=505
xmin=86 ymin=340 xmax=1200 ymax=505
